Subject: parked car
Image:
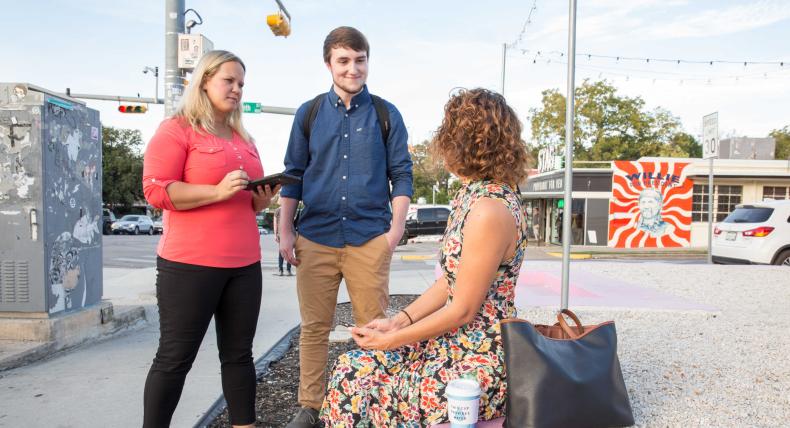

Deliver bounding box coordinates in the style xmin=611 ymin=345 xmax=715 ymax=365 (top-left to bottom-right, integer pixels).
xmin=111 ymin=215 xmax=155 ymax=235
xmin=712 ymin=199 xmax=790 ymax=265
xmin=102 ymin=209 xmax=116 ymax=235
xmin=398 ymin=205 xmax=451 ymax=245
xmin=152 ymin=217 xmax=164 ymax=234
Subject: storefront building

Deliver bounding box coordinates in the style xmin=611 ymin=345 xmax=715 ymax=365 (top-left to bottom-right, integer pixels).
xmin=523 ymin=157 xmax=790 ymax=248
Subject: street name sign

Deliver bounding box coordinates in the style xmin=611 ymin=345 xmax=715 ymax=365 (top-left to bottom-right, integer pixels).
xmin=243 ymin=102 xmax=262 ymax=114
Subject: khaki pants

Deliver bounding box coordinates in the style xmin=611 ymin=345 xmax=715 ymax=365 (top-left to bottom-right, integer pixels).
xmin=294 ymin=234 xmax=392 ymax=410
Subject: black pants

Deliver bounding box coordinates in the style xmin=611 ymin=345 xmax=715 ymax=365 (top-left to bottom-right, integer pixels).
xmin=143 ymin=257 xmax=262 ymax=427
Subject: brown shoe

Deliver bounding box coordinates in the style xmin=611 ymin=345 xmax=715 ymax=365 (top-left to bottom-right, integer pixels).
xmin=285 ymin=407 xmax=320 ymax=428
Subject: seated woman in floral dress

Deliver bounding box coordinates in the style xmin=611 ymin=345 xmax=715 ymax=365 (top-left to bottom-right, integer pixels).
xmin=320 ymin=88 xmax=531 ymax=427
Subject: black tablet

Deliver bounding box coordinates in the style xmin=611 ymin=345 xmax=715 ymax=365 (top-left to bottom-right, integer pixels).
xmin=245 ymin=173 xmax=301 ymax=191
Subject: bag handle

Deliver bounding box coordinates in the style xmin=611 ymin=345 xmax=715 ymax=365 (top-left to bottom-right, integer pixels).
xmin=556 ymin=309 xmax=585 ymax=338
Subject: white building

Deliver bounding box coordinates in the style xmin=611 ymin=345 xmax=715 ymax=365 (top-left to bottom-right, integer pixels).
xmin=522 ymin=157 xmax=790 ymax=248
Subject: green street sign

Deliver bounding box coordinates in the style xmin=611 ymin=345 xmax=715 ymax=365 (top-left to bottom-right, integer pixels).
xmin=243 ymin=102 xmax=262 ymax=113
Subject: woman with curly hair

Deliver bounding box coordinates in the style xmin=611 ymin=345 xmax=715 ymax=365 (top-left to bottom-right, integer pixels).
xmin=320 ymin=88 xmax=530 ymax=427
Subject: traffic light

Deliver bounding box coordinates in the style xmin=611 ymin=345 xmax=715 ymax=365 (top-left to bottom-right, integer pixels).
xmin=266 ymin=12 xmax=291 ymax=37
xmin=118 ymin=105 xmax=147 ymax=113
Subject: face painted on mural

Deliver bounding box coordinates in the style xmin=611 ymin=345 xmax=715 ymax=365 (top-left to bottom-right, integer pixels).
xmin=638 ymin=189 xmax=662 ymax=221
xmin=637 ymin=189 xmax=672 ymax=237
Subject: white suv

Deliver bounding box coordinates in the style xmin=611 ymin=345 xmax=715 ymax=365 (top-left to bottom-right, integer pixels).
xmin=712 ymin=199 xmax=790 ymax=266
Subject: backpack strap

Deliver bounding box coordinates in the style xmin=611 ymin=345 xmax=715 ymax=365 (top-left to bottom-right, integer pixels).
xmin=370 ymin=94 xmax=390 ymax=145
xmin=302 ymin=93 xmax=324 ymax=141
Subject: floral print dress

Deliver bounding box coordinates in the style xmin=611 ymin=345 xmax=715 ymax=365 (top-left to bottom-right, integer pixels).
xmin=320 ymin=180 xmax=527 ymax=427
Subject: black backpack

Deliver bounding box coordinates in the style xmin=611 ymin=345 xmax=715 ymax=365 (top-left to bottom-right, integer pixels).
xmin=301 ymin=93 xmax=391 ymax=144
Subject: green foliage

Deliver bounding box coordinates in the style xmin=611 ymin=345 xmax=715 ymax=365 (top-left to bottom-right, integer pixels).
xmin=409 ymin=141 xmax=453 ymax=204
xmin=529 ymin=79 xmax=699 ymax=161
xmin=769 ymin=126 xmax=790 ymax=160
xmin=102 ymin=126 xmax=144 ymax=211
xmin=663 ymin=132 xmax=702 ymax=158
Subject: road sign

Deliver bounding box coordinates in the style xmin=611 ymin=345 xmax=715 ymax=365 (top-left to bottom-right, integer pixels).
xmin=702 ymin=112 xmax=719 ymax=159
xmin=243 ymin=102 xmax=262 ymax=114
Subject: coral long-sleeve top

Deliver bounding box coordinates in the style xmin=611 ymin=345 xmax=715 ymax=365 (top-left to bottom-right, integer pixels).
xmin=143 ymin=118 xmax=264 ymax=268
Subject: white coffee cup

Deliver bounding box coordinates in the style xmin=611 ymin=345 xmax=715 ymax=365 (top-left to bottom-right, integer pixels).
xmin=445 ymin=378 xmax=481 ymax=428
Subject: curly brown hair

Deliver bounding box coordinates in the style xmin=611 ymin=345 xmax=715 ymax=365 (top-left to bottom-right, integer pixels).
xmin=430 ymin=88 xmax=529 ymax=186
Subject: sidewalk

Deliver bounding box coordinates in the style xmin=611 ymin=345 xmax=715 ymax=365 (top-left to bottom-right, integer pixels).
xmin=531 ymin=243 xmax=708 ymax=259
xmin=0 ymin=266 xmax=435 ymax=428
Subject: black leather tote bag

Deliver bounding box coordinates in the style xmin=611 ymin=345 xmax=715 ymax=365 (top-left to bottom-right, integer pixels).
xmin=500 ymin=309 xmax=634 ymax=428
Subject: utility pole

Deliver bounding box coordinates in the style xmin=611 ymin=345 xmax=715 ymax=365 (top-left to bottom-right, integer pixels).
xmin=143 ymin=66 xmax=160 ymax=103
xmin=560 ymin=0 xmax=578 ymax=311
xmin=501 ymin=43 xmax=507 ymax=96
xmin=165 ymin=0 xmax=185 ymax=117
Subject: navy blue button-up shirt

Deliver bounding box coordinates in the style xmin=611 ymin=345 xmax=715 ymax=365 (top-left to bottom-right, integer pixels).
xmin=281 ymin=86 xmax=413 ymax=248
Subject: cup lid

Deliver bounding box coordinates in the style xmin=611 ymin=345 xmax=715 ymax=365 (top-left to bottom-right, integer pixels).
xmin=445 ymin=378 xmax=481 ymax=398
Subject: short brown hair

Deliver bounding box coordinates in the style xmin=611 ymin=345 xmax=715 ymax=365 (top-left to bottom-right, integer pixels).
xmin=323 ymin=26 xmax=369 ymax=63
xmin=430 ymin=88 xmax=529 ymax=186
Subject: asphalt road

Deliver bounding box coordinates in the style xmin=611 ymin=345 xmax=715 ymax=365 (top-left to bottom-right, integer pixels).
xmin=101 ymin=233 xmax=445 ymax=271
xmin=102 ymin=233 xmax=706 ymax=271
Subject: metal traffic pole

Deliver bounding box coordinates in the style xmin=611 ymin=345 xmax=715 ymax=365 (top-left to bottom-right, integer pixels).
xmin=560 ymin=0 xmax=578 ymax=310
xmin=165 ymin=0 xmax=185 ymax=117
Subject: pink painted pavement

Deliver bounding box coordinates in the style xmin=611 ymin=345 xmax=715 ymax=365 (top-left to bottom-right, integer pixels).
xmin=433 ymin=262 xmax=714 ymax=311
xmin=515 ymin=262 xmax=715 ymax=311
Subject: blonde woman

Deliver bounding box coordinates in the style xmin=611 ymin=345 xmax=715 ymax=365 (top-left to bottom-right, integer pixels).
xmin=142 ymin=50 xmax=276 ymax=428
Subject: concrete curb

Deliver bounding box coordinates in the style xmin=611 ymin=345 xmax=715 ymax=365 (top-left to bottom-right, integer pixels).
xmin=0 ymin=303 xmax=147 ymax=371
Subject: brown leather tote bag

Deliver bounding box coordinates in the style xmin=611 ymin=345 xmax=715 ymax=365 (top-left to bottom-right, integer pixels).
xmin=500 ymin=309 xmax=634 ymax=428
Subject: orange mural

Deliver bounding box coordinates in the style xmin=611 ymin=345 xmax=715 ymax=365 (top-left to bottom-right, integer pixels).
xmin=608 ymin=161 xmax=693 ymax=248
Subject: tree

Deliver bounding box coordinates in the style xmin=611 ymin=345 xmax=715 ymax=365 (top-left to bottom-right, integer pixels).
xmin=663 ymin=132 xmax=701 ymax=158
xmin=529 ymin=79 xmax=699 ymax=162
xmin=769 ymin=126 xmax=790 ymax=160
xmin=102 ymin=126 xmax=144 ymax=211
xmin=409 ymin=141 xmax=453 ymax=204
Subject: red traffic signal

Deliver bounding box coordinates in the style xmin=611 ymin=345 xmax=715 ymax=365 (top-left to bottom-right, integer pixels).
xmin=118 ymin=105 xmax=148 ymax=113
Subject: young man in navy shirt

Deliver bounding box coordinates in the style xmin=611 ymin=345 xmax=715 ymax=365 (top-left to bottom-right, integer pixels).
xmin=278 ymin=26 xmax=413 ymax=428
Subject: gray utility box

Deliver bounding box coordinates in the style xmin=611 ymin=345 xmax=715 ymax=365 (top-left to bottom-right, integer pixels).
xmin=0 ymin=83 xmax=102 ymax=314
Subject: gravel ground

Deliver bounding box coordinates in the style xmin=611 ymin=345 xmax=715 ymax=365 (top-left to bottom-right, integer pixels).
xmin=208 ymin=295 xmax=418 ymax=427
xmin=208 ymin=262 xmax=789 ymax=427
xmin=517 ymin=262 xmax=790 ymax=428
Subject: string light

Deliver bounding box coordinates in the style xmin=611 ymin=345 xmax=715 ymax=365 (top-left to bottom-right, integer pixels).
xmin=518 ymin=57 xmax=790 ymax=86
xmin=509 ymin=48 xmax=786 ymax=67
xmin=507 ymin=0 xmax=539 ymax=49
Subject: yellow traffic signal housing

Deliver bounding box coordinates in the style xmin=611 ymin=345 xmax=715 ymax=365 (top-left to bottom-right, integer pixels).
xmin=266 ymin=13 xmax=291 ymax=37
xmin=118 ymin=105 xmax=148 ymax=113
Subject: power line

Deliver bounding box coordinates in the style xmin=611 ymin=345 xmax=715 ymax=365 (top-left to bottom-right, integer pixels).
xmin=525 ymin=58 xmax=790 ymax=85
xmin=510 ymin=48 xmax=786 ymax=67
xmin=507 ymin=0 xmax=538 ymax=49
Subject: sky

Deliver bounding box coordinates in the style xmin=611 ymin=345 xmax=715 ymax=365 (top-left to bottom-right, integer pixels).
xmin=4 ymin=0 xmax=789 ymax=174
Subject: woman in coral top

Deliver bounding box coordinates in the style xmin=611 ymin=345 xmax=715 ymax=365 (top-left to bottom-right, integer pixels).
xmin=141 ymin=50 xmax=276 ymax=428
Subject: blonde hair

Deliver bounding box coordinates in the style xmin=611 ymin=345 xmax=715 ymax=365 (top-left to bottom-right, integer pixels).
xmin=175 ymin=50 xmax=252 ymax=142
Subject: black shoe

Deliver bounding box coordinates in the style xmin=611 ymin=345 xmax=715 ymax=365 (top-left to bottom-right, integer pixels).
xmin=285 ymin=407 xmax=320 ymax=428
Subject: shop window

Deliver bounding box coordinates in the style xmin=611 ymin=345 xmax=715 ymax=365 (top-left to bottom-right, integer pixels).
xmin=692 ymin=184 xmax=742 ymax=222
xmin=715 ymin=185 xmax=742 ymax=222
xmin=762 ymin=186 xmax=789 ymax=200
xmin=692 ymin=184 xmax=709 ymax=222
